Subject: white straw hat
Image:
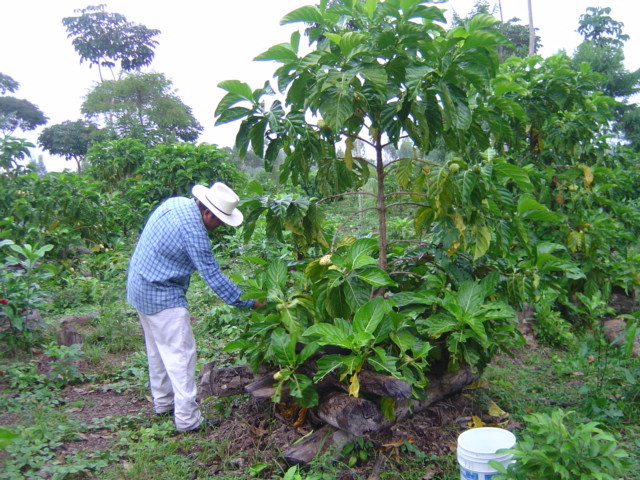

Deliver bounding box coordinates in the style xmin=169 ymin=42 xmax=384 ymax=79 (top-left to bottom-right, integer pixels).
xmin=192 ymin=182 xmax=244 ymax=227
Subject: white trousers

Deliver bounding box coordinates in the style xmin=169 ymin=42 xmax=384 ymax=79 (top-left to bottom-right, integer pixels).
xmin=137 ymin=307 xmax=202 ymax=431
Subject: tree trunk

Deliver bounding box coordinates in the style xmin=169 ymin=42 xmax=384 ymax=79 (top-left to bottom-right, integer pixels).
xmin=527 ymin=0 xmax=535 ymax=56
xmin=375 ymin=132 xmax=388 ymax=273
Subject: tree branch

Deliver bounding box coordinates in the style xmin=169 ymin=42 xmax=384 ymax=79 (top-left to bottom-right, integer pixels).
xmin=385 ymin=201 xmax=430 ymax=209
xmin=384 ymin=191 xmax=430 ymax=199
xmin=383 ymin=157 xmax=440 ymax=170
xmin=388 ymin=270 xmax=424 ymax=277
xmin=317 ymin=191 xmax=377 ymax=203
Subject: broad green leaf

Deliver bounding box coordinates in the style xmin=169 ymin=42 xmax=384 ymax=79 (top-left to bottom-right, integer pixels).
xmin=281 ymin=5 xmax=324 ymax=25
xmin=217 ymin=80 xmax=253 ymax=99
xmin=494 ymin=162 xmax=533 ymax=191
xmin=356 ymin=267 xmax=397 ymax=288
xmin=289 ymin=373 xmax=319 ymax=407
xmin=353 ymin=297 xmax=389 ymax=334
xmin=270 ymin=328 xmax=297 ymax=366
xmin=314 ymin=354 xmax=346 ymax=382
xmin=254 ymin=44 xmax=299 ymax=63
xmin=344 ymin=238 xmax=378 ymax=270
xmin=391 ymin=330 xmax=415 ymax=353
xmin=350 ymin=330 xmax=375 ymax=349
xmin=279 ymin=308 xmax=305 ymax=337
xmin=391 ymin=290 xmax=437 ymax=307
xmin=423 ymin=313 xmax=459 ymax=337
xmin=466 ymin=13 xmax=499 ymax=32
xmin=456 ymin=281 xmax=485 ymax=314
xmin=266 ymin=258 xmax=288 ymax=291
xmin=396 ymin=157 xmax=414 ymax=189
xmin=360 ymin=66 xmax=387 ymax=92
xmin=215 ymin=107 xmax=252 ymax=126
xmin=303 ymin=323 xmax=352 ymax=348
xmin=319 ymin=88 xmax=354 ymax=131
xmin=517 ymin=194 xmax=562 ymax=222
xmin=473 ymin=223 xmax=492 ymax=261
xmin=340 ymin=32 xmax=368 ymax=58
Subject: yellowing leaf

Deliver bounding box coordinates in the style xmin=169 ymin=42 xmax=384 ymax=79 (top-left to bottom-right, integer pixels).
xmin=473 ymin=224 xmax=491 ymax=260
xmin=463 ymin=379 xmax=489 ymax=390
xmin=488 ymin=400 xmax=508 ymax=418
xmin=581 ymin=165 xmax=594 ymax=188
xmin=447 ymin=240 xmax=461 ymax=256
xmin=348 ymin=373 xmax=360 ymax=397
xmin=453 ymin=211 xmax=466 ymax=234
xmin=344 ymin=137 xmax=354 ymax=171
xmin=468 ymin=416 xmax=486 ymax=428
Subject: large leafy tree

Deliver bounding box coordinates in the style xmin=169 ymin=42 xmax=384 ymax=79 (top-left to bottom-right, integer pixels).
xmin=38 ymin=120 xmax=98 ymax=173
xmin=0 ymin=73 xmax=47 ymax=135
xmin=572 ymin=7 xmax=640 ymax=150
xmin=82 ymin=72 xmax=203 ymax=144
xmin=216 ymin=0 xmax=510 ymax=271
xmin=210 ymin=0 xmax=638 ymax=410
xmin=62 ymin=4 xmax=160 ymax=81
xmin=451 ymin=0 xmax=541 ymax=60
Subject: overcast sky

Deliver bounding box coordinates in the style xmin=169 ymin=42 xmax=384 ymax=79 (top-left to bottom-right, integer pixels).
xmin=2 ymin=0 xmax=639 ymax=171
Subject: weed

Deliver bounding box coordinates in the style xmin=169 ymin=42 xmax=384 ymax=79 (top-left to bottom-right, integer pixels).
xmin=492 ymin=409 xmax=628 ymax=479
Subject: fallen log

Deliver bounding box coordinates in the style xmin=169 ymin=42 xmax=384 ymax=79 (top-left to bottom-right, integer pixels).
xmin=357 ymin=370 xmax=412 ymax=399
xmin=317 ymin=365 xmax=478 ymax=436
xmin=317 ymin=392 xmax=384 ymax=436
xmin=197 ymin=364 xmax=260 ymax=401
xmin=244 ymin=374 xmax=280 ymax=399
xmin=282 ymin=424 xmax=354 ymax=465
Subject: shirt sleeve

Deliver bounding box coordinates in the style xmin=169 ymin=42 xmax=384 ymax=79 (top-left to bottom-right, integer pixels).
xmin=182 ymin=221 xmax=254 ymax=309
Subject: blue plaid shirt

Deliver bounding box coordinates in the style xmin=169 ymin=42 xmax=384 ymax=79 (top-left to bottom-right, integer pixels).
xmin=127 ymin=196 xmax=254 ymax=314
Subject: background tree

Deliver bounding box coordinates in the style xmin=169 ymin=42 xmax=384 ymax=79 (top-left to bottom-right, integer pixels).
xmin=62 ymin=4 xmax=160 ymax=81
xmin=0 ymin=73 xmax=47 ymax=135
xmin=82 ymin=72 xmax=202 ymax=144
xmin=0 ymin=73 xmax=19 ymax=94
xmin=451 ymin=1 xmax=541 ymax=60
xmin=572 ymin=7 xmax=640 ymax=150
xmin=38 ymin=120 xmax=98 ymax=173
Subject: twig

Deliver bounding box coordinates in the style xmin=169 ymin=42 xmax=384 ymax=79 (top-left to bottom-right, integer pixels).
xmin=317 ymin=191 xmax=377 ymax=203
xmin=385 ymin=201 xmax=430 ymax=209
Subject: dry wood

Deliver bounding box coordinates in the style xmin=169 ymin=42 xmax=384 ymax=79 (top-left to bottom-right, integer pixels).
xmin=357 ymin=370 xmax=411 ymax=399
xmin=244 ymin=373 xmax=278 ymax=399
xmin=317 ymin=365 xmax=478 ymax=436
xmin=282 ymin=424 xmax=354 ymax=465
xmin=57 ymin=321 xmax=82 ymax=347
xmin=197 ymin=364 xmax=259 ymax=401
xmin=317 ymin=392 xmax=384 ymax=436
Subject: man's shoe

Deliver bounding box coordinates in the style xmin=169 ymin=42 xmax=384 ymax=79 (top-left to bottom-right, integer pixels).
xmin=155 ymin=408 xmax=174 ymax=417
xmin=179 ymin=418 xmax=221 ymax=433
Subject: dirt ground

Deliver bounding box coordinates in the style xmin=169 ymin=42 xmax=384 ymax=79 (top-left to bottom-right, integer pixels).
xmin=0 ymin=364 xmax=490 ymax=478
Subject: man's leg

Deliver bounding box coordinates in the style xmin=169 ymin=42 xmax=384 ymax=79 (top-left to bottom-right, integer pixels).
xmin=138 ymin=308 xmax=202 ymax=431
xmin=138 ymin=313 xmax=175 ymax=414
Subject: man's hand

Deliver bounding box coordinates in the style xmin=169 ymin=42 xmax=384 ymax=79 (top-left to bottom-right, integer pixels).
xmin=252 ymin=298 xmax=267 ymax=309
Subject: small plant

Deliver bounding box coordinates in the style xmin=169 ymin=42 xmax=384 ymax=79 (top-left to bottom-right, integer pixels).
xmin=0 ymin=240 xmax=56 ymax=350
xmin=492 ymin=409 xmax=628 ymax=479
xmin=41 ymin=342 xmax=86 ymax=387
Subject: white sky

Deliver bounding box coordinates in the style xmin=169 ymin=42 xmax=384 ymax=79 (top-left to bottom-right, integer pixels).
xmin=1 ymin=0 xmax=639 ymax=171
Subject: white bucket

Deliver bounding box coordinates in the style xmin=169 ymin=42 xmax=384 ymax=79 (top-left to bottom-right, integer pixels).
xmin=457 ymin=427 xmax=516 ymax=480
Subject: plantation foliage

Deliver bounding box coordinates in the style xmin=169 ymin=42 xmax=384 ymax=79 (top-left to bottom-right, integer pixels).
xmin=1 ymin=0 xmax=639 ymax=407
